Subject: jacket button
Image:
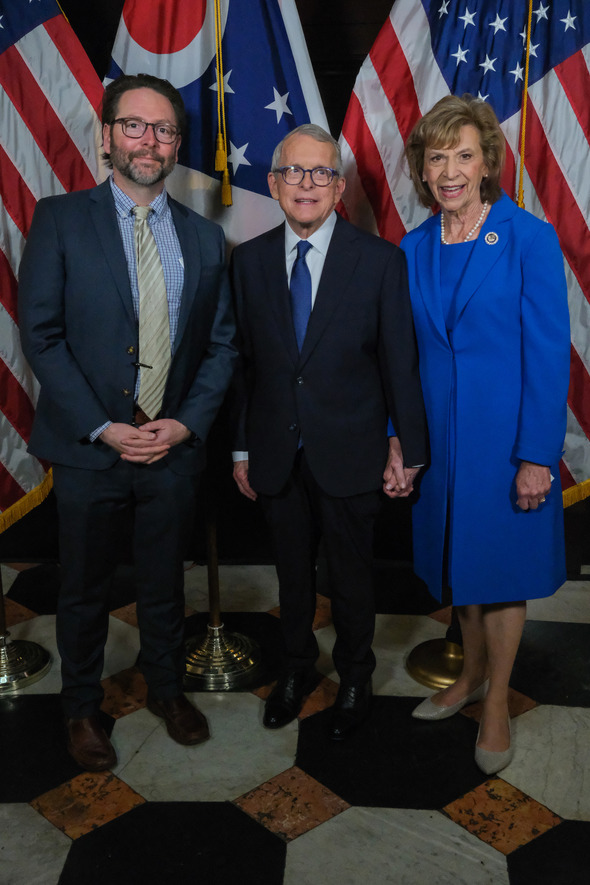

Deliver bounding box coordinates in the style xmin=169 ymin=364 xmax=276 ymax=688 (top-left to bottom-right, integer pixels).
xmin=296 ymin=376 xmax=304 ymax=385
xmin=288 ymin=423 xmax=298 ymax=432
xmin=127 ymin=345 xmax=135 ymax=354
xmin=122 ymin=388 xmax=131 ymax=397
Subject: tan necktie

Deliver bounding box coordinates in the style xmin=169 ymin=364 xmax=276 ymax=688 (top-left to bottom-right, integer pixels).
xmin=133 ymin=205 xmax=170 ymax=420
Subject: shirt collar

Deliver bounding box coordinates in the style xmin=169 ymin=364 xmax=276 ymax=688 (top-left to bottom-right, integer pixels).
xmin=109 ymin=175 xmax=169 ymax=220
xmin=284 ymin=211 xmax=337 ymax=257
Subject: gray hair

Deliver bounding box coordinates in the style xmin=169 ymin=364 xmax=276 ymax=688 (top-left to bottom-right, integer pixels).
xmin=270 ymin=124 xmax=343 ymax=176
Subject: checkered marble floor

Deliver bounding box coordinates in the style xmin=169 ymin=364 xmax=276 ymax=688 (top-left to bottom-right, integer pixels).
xmin=1 ymin=561 xmax=590 ymax=884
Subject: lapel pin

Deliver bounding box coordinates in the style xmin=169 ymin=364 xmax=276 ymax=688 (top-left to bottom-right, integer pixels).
xmin=485 ymin=231 xmax=499 ymax=245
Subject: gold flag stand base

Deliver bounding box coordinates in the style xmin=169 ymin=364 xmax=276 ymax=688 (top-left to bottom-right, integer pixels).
xmin=0 ymin=633 xmax=51 ymax=694
xmin=406 ymin=639 xmax=464 ymax=690
xmin=183 ymin=514 xmax=262 ymax=691
xmin=0 ymin=567 xmax=51 ymax=694
xmin=185 ymin=624 xmax=261 ymax=690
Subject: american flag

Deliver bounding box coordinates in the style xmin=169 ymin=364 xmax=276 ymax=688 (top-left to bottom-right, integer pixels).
xmin=106 ymin=0 xmax=328 ymax=247
xmin=0 ymin=0 xmax=103 ymax=531
xmin=340 ymin=0 xmax=590 ymax=503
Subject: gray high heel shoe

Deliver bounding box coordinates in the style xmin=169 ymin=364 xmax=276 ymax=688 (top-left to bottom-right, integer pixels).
xmin=411 ymin=680 xmax=489 ymax=720
xmin=475 ymin=718 xmax=513 ymax=775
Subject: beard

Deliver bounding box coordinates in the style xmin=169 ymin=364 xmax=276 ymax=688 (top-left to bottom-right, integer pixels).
xmin=110 ymin=144 xmax=176 ymax=187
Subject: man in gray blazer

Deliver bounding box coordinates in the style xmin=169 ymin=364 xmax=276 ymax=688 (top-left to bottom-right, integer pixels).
xmin=231 ymin=125 xmax=427 ymax=740
xmin=18 ymin=74 xmax=236 ymax=771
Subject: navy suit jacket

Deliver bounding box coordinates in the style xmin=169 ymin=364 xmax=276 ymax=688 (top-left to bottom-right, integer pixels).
xmin=231 ymin=214 xmax=428 ymax=498
xmin=18 ymin=179 xmax=237 ymax=475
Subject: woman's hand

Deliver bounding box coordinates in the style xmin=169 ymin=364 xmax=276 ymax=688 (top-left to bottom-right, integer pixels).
xmin=515 ymin=461 xmax=552 ymax=510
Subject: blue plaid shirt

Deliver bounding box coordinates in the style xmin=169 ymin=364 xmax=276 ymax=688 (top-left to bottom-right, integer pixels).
xmin=90 ymin=178 xmax=185 ymax=440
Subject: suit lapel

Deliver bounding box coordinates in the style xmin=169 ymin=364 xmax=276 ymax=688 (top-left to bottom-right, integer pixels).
xmin=170 ymin=198 xmax=200 ymax=355
xmin=89 ymin=181 xmax=135 ymax=326
xmin=259 ymin=224 xmax=301 ymax=365
xmin=412 ymin=216 xmax=449 ymax=347
xmin=452 ymin=194 xmax=514 ymax=323
xmin=298 ymin=216 xmax=360 ymax=366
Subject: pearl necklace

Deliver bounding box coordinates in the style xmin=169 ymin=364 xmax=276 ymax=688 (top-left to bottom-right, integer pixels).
xmin=440 ymin=201 xmax=488 ymax=244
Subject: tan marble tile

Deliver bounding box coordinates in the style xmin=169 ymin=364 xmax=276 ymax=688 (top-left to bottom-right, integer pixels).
xmin=312 ymin=594 xmax=332 ymax=630
xmin=234 ymin=765 xmax=349 ymax=841
xmin=299 ymin=676 xmax=338 ymax=719
xmin=31 ymin=772 xmax=145 ymax=840
xmin=251 ymin=682 xmax=273 ymax=701
xmin=443 ymin=778 xmax=561 ymax=855
xmin=267 ymin=604 xmax=281 ymax=619
xmin=101 ymin=666 xmax=147 ymax=718
xmin=3 ymin=597 xmax=37 ymax=626
xmin=460 ymin=688 xmax=538 ymax=723
xmin=428 ymin=605 xmax=453 ymax=625
xmin=110 ymin=603 xmax=139 ymax=627
xmin=3 ymin=562 xmax=42 ymax=571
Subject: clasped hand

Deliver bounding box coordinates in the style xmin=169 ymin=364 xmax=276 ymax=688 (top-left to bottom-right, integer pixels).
xmin=100 ymin=419 xmax=191 ymax=464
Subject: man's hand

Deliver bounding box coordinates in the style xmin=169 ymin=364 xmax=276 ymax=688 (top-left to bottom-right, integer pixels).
xmin=516 ymin=460 xmax=551 ymax=510
xmin=233 ymin=459 xmax=257 ymax=501
xmin=100 ymin=419 xmax=190 ymax=465
xmin=383 ymin=436 xmax=420 ymax=498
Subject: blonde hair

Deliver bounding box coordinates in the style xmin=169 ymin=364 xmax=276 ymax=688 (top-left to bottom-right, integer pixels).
xmin=405 ymin=94 xmax=505 ymax=208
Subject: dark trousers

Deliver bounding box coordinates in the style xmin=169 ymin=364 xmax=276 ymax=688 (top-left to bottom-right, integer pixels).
xmin=53 ymin=459 xmax=198 ymax=719
xmin=259 ymin=450 xmax=380 ymax=685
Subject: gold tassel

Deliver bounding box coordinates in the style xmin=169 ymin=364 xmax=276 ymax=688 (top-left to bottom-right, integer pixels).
xmin=221 ymin=168 xmax=233 ymax=206
xmin=215 ymin=132 xmax=226 ymax=172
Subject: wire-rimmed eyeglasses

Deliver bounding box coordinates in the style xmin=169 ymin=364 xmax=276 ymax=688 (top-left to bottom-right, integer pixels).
xmin=111 ymin=117 xmax=179 ymax=144
xmin=275 ymin=166 xmax=339 ymax=186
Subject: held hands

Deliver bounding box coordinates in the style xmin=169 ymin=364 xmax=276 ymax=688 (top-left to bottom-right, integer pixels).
xmin=233 ymin=460 xmax=257 ymax=501
xmin=383 ymin=436 xmax=420 ymax=498
xmin=516 ymin=460 xmax=552 ymax=510
xmin=100 ymin=419 xmax=191 ymax=465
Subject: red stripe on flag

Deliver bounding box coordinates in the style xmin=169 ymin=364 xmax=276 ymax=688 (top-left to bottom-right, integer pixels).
xmin=0 ymin=359 xmax=35 ymax=443
xmin=0 ymin=46 xmax=97 ymax=194
xmin=0 ymin=249 xmax=18 ymax=323
xmin=0 ymin=461 xmax=26 ymax=513
xmin=568 ymin=344 xmax=590 ymax=439
xmin=559 ymin=459 xmax=575 ymax=490
xmin=0 ymin=143 xmax=37 ymax=240
xmin=524 ymin=104 xmax=590 ymax=303
xmin=501 ymin=141 xmax=516 ymax=202
xmin=554 ymin=51 xmax=590 ymax=147
xmin=43 ymin=16 xmax=104 ymax=117
xmin=342 ymin=93 xmax=406 ymax=245
xmin=369 ymin=17 xmax=422 ymax=143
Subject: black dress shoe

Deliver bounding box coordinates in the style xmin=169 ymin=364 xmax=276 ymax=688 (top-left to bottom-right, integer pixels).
xmin=329 ymin=681 xmax=372 ymax=741
xmin=263 ymin=669 xmax=320 ymax=729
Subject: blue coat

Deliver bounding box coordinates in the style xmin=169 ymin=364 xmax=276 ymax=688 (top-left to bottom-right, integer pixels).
xmin=402 ymin=194 xmax=570 ymax=604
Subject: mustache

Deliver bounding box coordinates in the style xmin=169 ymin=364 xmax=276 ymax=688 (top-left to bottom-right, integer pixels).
xmin=129 ymin=149 xmax=164 ymax=162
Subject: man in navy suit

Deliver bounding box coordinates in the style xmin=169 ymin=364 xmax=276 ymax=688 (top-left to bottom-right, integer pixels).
xmin=231 ymin=124 xmax=427 ymax=740
xmin=18 ymin=74 xmax=236 ymax=770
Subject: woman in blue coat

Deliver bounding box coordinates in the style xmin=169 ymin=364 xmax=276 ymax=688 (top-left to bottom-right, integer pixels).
xmin=401 ymin=95 xmax=570 ymax=773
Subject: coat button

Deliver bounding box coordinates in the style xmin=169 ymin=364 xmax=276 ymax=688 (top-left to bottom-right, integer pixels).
xmin=127 ymin=345 xmax=135 ymax=354
xmin=296 ymin=376 xmax=304 ymax=385
xmin=122 ymin=388 xmax=131 ymax=397
xmin=288 ymin=423 xmax=298 ymax=432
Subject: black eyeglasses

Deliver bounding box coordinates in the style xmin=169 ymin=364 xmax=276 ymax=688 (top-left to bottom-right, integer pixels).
xmin=275 ymin=166 xmax=339 ymax=186
xmin=111 ymin=117 xmax=179 ymax=144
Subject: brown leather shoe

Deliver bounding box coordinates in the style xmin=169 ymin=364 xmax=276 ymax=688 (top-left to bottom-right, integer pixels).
xmin=66 ymin=715 xmax=117 ymax=771
xmin=147 ymin=694 xmax=210 ymax=745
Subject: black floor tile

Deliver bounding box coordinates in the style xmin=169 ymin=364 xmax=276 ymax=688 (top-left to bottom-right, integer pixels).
xmin=0 ymin=695 xmax=114 ymax=801
xmin=58 ymin=801 xmax=286 ymax=885
xmin=508 ymin=820 xmax=590 ymax=885
xmin=296 ymin=696 xmax=488 ymax=808
xmin=512 ymin=621 xmax=590 ymax=707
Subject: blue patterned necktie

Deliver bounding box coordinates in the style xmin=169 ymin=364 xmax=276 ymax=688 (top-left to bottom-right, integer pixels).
xmin=290 ymin=240 xmax=312 ymax=351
